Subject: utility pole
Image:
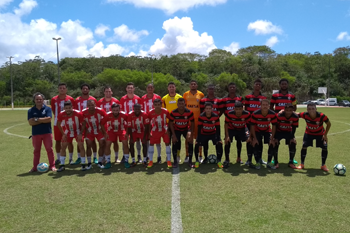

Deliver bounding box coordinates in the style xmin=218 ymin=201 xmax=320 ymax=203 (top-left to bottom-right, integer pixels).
xmin=7 ymin=56 xmax=14 ymax=110
xmin=52 ymin=37 xmax=61 ymax=84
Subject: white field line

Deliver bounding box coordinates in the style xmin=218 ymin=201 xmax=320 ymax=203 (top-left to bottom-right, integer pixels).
xmin=171 ymin=166 xmax=183 ymax=233
xmin=295 ymin=121 xmax=350 ymax=139
xmin=3 ymin=123 xmax=28 ymax=139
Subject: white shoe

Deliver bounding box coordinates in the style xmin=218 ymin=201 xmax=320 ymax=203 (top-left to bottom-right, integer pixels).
xmin=177 ymin=156 xmax=181 ymax=163
xmin=184 ymin=157 xmax=189 ymax=163
xmin=86 ymin=164 xmax=92 ymax=170
xmin=199 ymin=156 xmax=203 ymax=163
xmin=115 ymin=158 xmax=121 ymax=163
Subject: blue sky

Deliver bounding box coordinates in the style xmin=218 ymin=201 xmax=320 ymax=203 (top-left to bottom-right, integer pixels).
xmin=0 ymin=0 xmax=349 ymax=64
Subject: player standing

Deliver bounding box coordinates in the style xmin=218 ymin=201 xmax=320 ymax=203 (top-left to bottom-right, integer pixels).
xmin=274 ymin=103 xmax=299 ymax=169
xmin=81 ymin=100 xmax=107 ymax=169
xmin=162 ymin=82 xmax=182 ymax=163
xmin=56 ymin=101 xmax=86 ymax=171
xmin=168 ymin=98 xmax=195 ymax=168
xmin=195 ymin=103 xmax=223 ymax=168
xmin=50 ymin=83 xmax=75 ymax=165
xmin=250 ymin=99 xmax=277 ymax=169
xmin=224 ymin=102 xmax=251 ymax=168
xmin=147 ymin=99 xmax=172 ymax=168
xmin=142 ymin=83 xmax=161 ymax=113
xmin=98 ymin=86 xmax=121 ymax=163
xmin=127 ymin=103 xmax=150 ymax=166
xmin=296 ymin=103 xmax=331 ymax=171
xmin=183 ymin=80 xmax=204 ymax=162
xmin=200 ymin=84 xmax=223 ymax=115
xmin=100 ymin=103 xmax=130 ymax=169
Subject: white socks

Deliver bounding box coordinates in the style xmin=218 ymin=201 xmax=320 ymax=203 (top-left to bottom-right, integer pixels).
xmin=166 ymin=146 xmax=171 ymax=161
xmin=156 ymin=144 xmax=161 ymax=157
xmin=81 ymin=157 xmax=86 ymax=164
xmin=136 ymin=141 xmax=141 ymax=155
xmin=105 ymin=155 xmax=111 ymax=163
xmin=148 ymin=145 xmax=154 ymax=161
xmin=60 ymin=156 xmax=66 ymax=165
xmin=56 ymin=152 xmax=61 ymax=160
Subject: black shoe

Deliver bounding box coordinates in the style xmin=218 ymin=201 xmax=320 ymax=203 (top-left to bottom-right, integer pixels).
xmin=120 ymin=156 xmax=125 ymax=163
xmin=223 ymin=161 xmax=229 ymax=168
xmin=130 ymin=162 xmax=137 ymax=167
xmin=201 ymin=158 xmax=208 ymax=164
xmin=57 ymin=165 xmax=65 ymax=172
xmin=137 ymin=155 xmax=142 ymax=163
xmin=157 ymin=157 xmax=162 ymax=164
xmin=98 ymin=162 xmax=103 ymax=168
xmin=143 ymin=161 xmax=148 ymax=167
xmin=55 ymin=159 xmax=60 ymax=165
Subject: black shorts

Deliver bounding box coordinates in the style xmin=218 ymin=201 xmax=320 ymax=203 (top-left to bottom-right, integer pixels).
xmin=302 ymin=133 xmax=327 ymax=149
xmin=174 ymin=130 xmax=187 ymax=143
xmin=275 ymin=131 xmax=294 ymax=145
xmin=255 ymin=131 xmax=271 ymax=144
xmin=228 ymin=128 xmax=249 ymax=142
xmin=197 ymin=134 xmax=220 ymax=146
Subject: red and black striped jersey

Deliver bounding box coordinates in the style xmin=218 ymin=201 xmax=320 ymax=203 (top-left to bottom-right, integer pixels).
xmin=276 ymin=112 xmax=299 ymax=132
xmin=221 ymin=95 xmax=243 ymax=114
xmin=271 ymin=91 xmax=297 ymax=112
xmin=251 ymin=109 xmax=277 ymax=132
xmin=298 ymin=112 xmax=329 ymax=135
xmin=225 ymin=110 xmax=250 ymax=130
xmin=169 ymin=108 xmax=194 ymax=131
xmin=200 ymin=97 xmax=222 ymax=115
xmin=244 ymin=93 xmax=267 ymax=113
xmin=198 ymin=112 xmax=220 ymax=135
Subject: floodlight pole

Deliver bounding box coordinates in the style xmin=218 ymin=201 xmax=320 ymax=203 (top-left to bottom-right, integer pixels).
xmin=7 ymin=56 xmax=14 ymax=110
xmin=53 ymin=37 xmax=61 ymax=84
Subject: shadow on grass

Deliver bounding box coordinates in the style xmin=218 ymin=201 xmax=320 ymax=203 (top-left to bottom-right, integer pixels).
xmin=17 ymin=172 xmax=46 ymax=177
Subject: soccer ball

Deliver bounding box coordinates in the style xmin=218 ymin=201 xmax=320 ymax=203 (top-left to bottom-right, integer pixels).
xmin=37 ymin=163 xmax=49 ymax=173
xmin=333 ymin=164 xmax=346 ymax=176
xmin=208 ymin=154 xmax=217 ymax=164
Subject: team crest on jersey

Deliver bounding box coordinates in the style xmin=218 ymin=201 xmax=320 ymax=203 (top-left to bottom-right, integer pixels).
xmin=242 ymin=118 xmax=245 ymax=121
xmin=250 ymin=98 xmax=254 ymax=100
xmin=288 ymin=96 xmax=291 ymax=100
xmin=290 ymin=121 xmax=293 ymax=124
xmin=316 ymin=121 xmax=319 ymax=125
xmin=184 ymin=116 xmax=187 ymax=119
xmin=212 ymin=121 xmax=215 ymax=124
xmin=259 ymin=99 xmax=262 ymax=102
xmin=42 ymin=109 xmax=46 ymax=114
xmin=268 ymin=118 xmax=271 ymax=121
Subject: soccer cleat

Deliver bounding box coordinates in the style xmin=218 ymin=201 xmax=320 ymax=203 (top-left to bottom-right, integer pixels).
xmin=86 ymin=163 xmax=92 ymax=170
xmin=223 ymin=161 xmax=229 ymax=168
xmin=177 ymin=156 xmax=181 ymax=163
xmin=143 ymin=161 xmax=148 ymax=167
xmin=195 ymin=161 xmax=200 ymax=168
xmin=321 ymin=165 xmax=329 ymax=172
xmin=29 ymin=168 xmax=37 ymax=173
xmin=130 ymin=162 xmax=137 ymax=167
xmin=271 ymin=160 xmax=275 ymax=165
xmin=124 ymin=162 xmax=131 ymax=168
xmin=189 ymin=162 xmax=194 ymax=168
xmin=275 ymin=163 xmax=279 ymax=169
xmin=71 ymin=158 xmax=81 ymax=165
xmin=102 ymin=162 xmax=112 ymax=169
xmin=97 ymin=162 xmax=103 ymax=168
xmin=55 ymin=159 xmax=60 ymax=165
xmin=260 ymin=159 xmax=267 ymax=165
xmin=244 ymin=160 xmax=250 ymax=166
xmin=255 ymin=162 xmax=261 ymax=170
xmin=217 ymin=161 xmax=223 ymax=168
xmin=69 ymin=159 xmax=72 ymax=165
xmin=173 ymin=162 xmax=178 ymax=168
xmin=115 ymin=158 xmax=121 ymax=163
xmin=199 ymin=156 xmax=203 ymax=163
xmin=137 ymin=155 xmax=142 ymax=163
xmin=147 ymin=161 xmax=153 ymax=168
xmin=296 ymin=164 xmax=304 ymax=169
xmin=93 ymin=158 xmax=98 ymax=164
xmin=267 ymin=163 xmax=276 ymax=170
xmin=293 ymin=159 xmax=298 ymax=164
xmin=201 ymin=158 xmax=208 ymax=164
xmin=50 ymin=167 xmax=57 ymax=172
xmin=157 ymin=157 xmax=162 ymax=164
xmin=288 ymin=163 xmax=297 ymax=169
xmin=57 ymin=165 xmax=65 ymax=172
xmin=167 ymin=161 xmax=173 ymax=168
xmin=184 ymin=157 xmax=189 ymax=163
xmin=236 ymin=158 xmax=243 ymax=164
xmin=81 ymin=165 xmax=87 ymax=171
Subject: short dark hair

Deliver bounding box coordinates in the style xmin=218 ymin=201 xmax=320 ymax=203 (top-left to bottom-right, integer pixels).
xmin=235 ymin=101 xmax=243 ymax=108
xmin=81 ymin=83 xmax=90 ymax=90
xmin=279 ymin=78 xmax=289 ymax=84
xmin=228 ymin=82 xmax=236 ymax=88
xmin=178 ymin=98 xmax=185 ymax=103
xmin=207 ymin=84 xmax=215 ymax=89
xmin=254 ymin=79 xmax=262 ymax=84
xmin=126 ymin=82 xmax=134 ymax=88
xmin=261 ymin=99 xmax=270 ymax=104
xmin=284 ymin=103 xmax=294 ymax=109
xmin=64 ymin=101 xmax=72 ymax=106
xmin=190 ymin=80 xmax=197 ymax=84
xmin=147 ymin=83 xmax=154 ymax=88
xmin=134 ymin=103 xmax=141 ymax=109
xmin=204 ymin=102 xmax=213 ymax=108
xmin=153 ymin=99 xmax=162 ymax=104
xmin=104 ymin=86 xmax=112 ymax=91
xmin=87 ymin=99 xmax=96 ymax=104
xmin=58 ymin=83 xmax=67 ymax=88
xmin=111 ymin=103 xmax=120 ymax=109
xmin=307 ymin=102 xmax=316 ymax=108
xmin=168 ymin=82 xmax=175 ymax=86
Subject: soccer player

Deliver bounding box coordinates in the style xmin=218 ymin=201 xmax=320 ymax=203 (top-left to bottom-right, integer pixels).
xmin=250 ymin=99 xmax=277 ymax=169
xmin=101 ymin=103 xmax=130 ymax=169
xmin=81 ymin=100 xmax=107 ymax=169
xmin=183 ymin=80 xmax=204 ymax=162
xmin=195 ymin=102 xmax=223 ymax=168
xmin=147 ymin=99 xmax=172 ymax=168
xmin=56 ymin=101 xmax=86 ymax=172
xmin=200 ymin=84 xmax=223 ymax=116
xmin=162 ymin=82 xmax=182 ymax=163
xmin=74 ymin=83 xmax=98 ymax=165
xmin=127 ymin=103 xmax=149 ymax=166
xmin=120 ymin=82 xmax=143 ymax=163
xmin=224 ymin=101 xmax=252 ymax=168
xmin=270 ymin=78 xmax=297 ymax=112
xmin=98 ymin=86 xmax=121 ymax=163
xmin=274 ymin=103 xmax=299 ymax=169
xmin=169 ymin=98 xmax=195 ymax=168
xmin=142 ymin=83 xmax=161 ymax=113
xmin=244 ymin=79 xmax=266 ymax=113
xmin=51 ymin=83 xmax=75 ymax=165
xmin=296 ymin=103 xmax=331 ymax=171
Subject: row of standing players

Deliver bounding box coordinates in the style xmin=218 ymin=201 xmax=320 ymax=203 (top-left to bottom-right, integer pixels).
xmin=51 ymin=78 xmax=331 ymax=172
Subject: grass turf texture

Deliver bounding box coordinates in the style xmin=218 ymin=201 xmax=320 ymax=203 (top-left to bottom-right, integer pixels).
xmin=0 ymin=108 xmax=349 ymax=232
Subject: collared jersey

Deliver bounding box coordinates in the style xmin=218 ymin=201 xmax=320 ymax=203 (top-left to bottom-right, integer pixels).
xmin=244 ymin=93 xmax=267 ymax=113
xmin=225 ymin=110 xmax=250 ymax=130
xmin=200 ymin=96 xmax=222 ymax=115
xmin=251 ymin=109 xmax=277 ymax=132
xmin=97 ymin=97 xmax=120 ymax=113
xmin=299 ymin=112 xmax=329 ymax=135
xmin=28 ymin=104 xmax=52 ymax=136
xmin=57 ymin=110 xmax=83 ymax=137
xmin=101 ymin=111 xmax=128 ymax=133
xmin=75 ymin=96 xmax=98 ymax=112
xmin=162 ymin=93 xmax=183 ymax=113
xmin=120 ymin=95 xmax=143 ymax=113
xmin=183 ymin=90 xmax=204 ymax=118
xmin=51 ymin=95 xmax=75 ymax=126
xmin=271 ymin=91 xmax=297 ymax=112
xmin=148 ymin=108 xmax=170 ymax=132
xmin=82 ymin=107 xmax=107 ymax=135
xmin=198 ymin=112 xmax=220 ymax=135
xmin=127 ymin=111 xmax=149 ymax=134
xmin=141 ymin=94 xmax=162 ymax=113
xmin=276 ymin=112 xmax=299 ymax=132
xmin=221 ymin=95 xmax=243 ymax=114
xmin=169 ymin=108 xmax=194 ymax=131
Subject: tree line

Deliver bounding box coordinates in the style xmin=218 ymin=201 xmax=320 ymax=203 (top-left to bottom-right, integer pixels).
xmin=0 ymin=45 xmax=350 ymax=106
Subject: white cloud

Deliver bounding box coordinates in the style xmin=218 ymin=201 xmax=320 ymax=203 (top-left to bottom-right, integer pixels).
xmin=0 ymin=0 xmax=13 ymax=8
xmin=147 ymin=17 xmax=216 ymax=55
xmin=265 ymin=36 xmax=279 ymax=47
xmin=113 ymin=24 xmax=148 ymax=42
xmin=106 ymin=0 xmax=227 ymax=14
xmin=336 ymin=31 xmax=350 ymax=41
xmin=14 ymin=0 xmax=37 ymax=16
xmin=95 ymin=24 xmax=110 ymax=37
xmin=0 ymin=0 xmax=127 ymax=64
xmin=247 ymin=20 xmax=283 ymax=35
xmin=223 ymin=42 xmax=240 ymax=54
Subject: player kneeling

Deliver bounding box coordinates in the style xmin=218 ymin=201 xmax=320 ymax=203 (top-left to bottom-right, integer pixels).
xmin=101 ymin=103 xmax=130 ymax=169
xmin=127 ymin=103 xmax=149 ymax=167
xmin=224 ymin=101 xmax=252 ymax=168
xmin=147 ymin=99 xmax=172 ymax=168
xmin=194 ymin=103 xmax=223 ymax=168
xmin=56 ymin=101 xmax=86 ymax=171
xmin=296 ymin=103 xmax=331 ymax=171
xmin=273 ymin=103 xmax=299 ymax=169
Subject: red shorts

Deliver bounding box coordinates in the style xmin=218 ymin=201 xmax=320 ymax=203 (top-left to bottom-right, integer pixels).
xmin=62 ymin=135 xmax=84 ymax=143
xmin=150 ymin=131 xmax=170 ymax=144
xmin=132 ymin=132 xmax=148 ymax=141
xmin=85 ymin=132 xmax=105 ymax=142
xmin=54 ymin=126 xmax=62 ymax=141
xmin=107 ymin=131 xmax=127 ymax=142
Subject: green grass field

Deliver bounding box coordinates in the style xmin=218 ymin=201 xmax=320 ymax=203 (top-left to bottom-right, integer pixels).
xmin=1 ymin=108 xmax=350 ymax=233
